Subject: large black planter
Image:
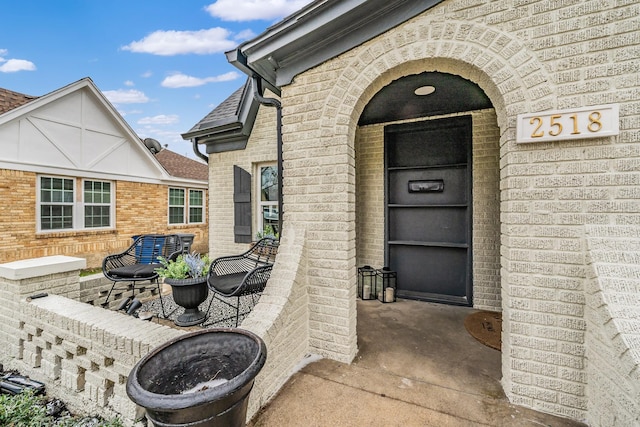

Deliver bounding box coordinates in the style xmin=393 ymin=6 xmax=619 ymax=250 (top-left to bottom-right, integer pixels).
xmin=164 ymin=277 xmax=208 ymax=326
xmin=126 ymin=328 xmax=267 ymax=427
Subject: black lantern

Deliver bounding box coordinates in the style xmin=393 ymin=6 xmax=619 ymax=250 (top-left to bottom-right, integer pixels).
xmin=376 ymin=267 xmax=397 ymax=303
xmin=358 ymin=265 xmax=377 ymax=300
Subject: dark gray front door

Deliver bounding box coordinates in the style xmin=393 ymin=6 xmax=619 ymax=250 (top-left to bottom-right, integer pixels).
xmin=385 ymin=116 xmax=472 ymax=305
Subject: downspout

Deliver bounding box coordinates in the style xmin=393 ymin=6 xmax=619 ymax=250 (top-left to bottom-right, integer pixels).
xmin=192 ymin=139 xmax=209 ymax=164
xmin=252 ymin=75 xmax=283 ymax=236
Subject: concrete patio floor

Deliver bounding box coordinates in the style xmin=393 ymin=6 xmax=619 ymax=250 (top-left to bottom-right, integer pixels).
xmin=248 ymin=299 xmax=587 ymax=427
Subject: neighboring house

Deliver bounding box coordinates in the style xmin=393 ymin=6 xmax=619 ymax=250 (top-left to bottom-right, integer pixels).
xmin=182 ymin=0 xmax=640 ymax=425
xmin=0 ymin=78 xmax=208 ymax=268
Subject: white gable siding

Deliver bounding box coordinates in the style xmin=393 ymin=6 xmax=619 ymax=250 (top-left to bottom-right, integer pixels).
xmin=0 ymin=83 xmax=167 ymax=183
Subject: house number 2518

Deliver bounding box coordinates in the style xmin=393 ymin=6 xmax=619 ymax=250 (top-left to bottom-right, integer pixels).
xmin=516 ymin=104 xmax=619 ymax=143
xmin=529 ymin=111 xmax=602 ymax=138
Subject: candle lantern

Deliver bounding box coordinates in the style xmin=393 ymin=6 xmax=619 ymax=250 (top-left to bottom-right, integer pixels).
xmin=376 ymin=267 xmax=397 ymax=303
xmin=357 ymin=265 xmax=376 ymax=300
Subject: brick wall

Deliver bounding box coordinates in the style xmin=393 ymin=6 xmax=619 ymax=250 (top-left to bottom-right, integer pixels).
xmin=206 ymin=97 xmax=278 ymax=257
xmin=585 ymin=225 xmax=640 ymax=427
xmin=0 ymin=169 xmax=208 ymax=268
xmin=241 ymin=224 xmax=310 ymax=417
xmin=195 ymin=0 xmax=638 ymax=423
xmin=0 ymin=257 xmax=186 ymax=424
xmin=265 ymin=0 xmax=639 ymax=423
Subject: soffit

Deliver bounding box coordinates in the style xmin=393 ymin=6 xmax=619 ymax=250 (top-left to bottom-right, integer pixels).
xmin=227 ymin=0 xmax=445 ymax=91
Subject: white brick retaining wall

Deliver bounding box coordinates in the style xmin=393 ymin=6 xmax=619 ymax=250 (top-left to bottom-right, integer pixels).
xmin=0 ymin=256 xmax=186 ymax=425
xmin=0 ymin=229 xmax=312 ymax=425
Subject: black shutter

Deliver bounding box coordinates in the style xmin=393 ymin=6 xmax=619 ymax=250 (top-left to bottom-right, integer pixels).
xmin=234 ymin=165 xmax=252 ymax=243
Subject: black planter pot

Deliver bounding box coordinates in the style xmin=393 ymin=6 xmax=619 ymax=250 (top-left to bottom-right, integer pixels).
xmin=165 ymin=277 xmax=208 ymax=326
xmin=126 ymin=328 xmax=267 ymax=427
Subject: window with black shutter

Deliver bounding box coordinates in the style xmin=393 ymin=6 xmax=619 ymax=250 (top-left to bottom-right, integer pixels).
xmin=233 ymin=165 xmax=252 ymax=243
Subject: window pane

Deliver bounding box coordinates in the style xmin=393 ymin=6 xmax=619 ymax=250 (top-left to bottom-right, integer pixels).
xmin=41 ymin=205 xmax=73 ymax=230
xmin=169 ymin=188 xmax=185 ymax=206
xmin=189 ymin=207 xmax=203 ymax=223
xmin=262 ymin=205 xmax=279 ymax=233
xmin=40 ymin=177 xmax=74 ymax=230
xmin=41 ymin=177 xmax=73 ymax=203
xmin=261 ymin=166 xmax=278 ymax=202
xmin=188 ymin=190 xmax=203 ymax=223
xmin=84 ymin=206 xmax=110 ymax=228
xmin=83 ymin=180 xmax=111 ymax=227
xmin=84 ymin=180 xmax=111 ymax=204
xmin=189 ymin=190 xmax=203 ymax=206
xmin=169 ymin=206 xmax=184 ymax=224
xmin=101 ymin=182 xmax=111 ymax=203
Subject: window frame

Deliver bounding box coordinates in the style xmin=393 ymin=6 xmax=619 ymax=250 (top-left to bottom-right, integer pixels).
xmin=82 ymin=179 xmax=114 ymax=229
xmin=256 ymin=163 xmax=279 ymax=236
xmin=188 ymin=189 xmax=205 ymax=224
xmin=167 ymin=187 xmax=206 ymax=225
xmin=37 ymin=175 xmax=115 ymax=232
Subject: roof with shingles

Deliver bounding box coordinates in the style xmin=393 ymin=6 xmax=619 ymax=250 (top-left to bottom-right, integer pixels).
xmin=155 ymin=148 xmax=208 ymax=182
xmin=0 ymin=87 xmax=38 ymax=115
xmin=184 ymin=81 xmax=247 ymax=134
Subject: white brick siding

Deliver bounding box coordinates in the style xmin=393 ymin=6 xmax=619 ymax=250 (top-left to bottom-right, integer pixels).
xmin=240 ymin=0 xmax=640 ymax=424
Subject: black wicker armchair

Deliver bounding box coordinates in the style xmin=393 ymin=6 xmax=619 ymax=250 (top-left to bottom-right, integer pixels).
xmin=102 ymin=234 xmax=183 ymax=315
xmin=206 ymin=237 xmax=279 ymax=326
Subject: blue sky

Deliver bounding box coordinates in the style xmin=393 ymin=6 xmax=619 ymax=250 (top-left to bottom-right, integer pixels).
xmin=0 ymin=0 xmax=313 ymax=158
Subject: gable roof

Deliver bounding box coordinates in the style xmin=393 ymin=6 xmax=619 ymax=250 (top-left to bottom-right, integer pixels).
xmin=155 ymin=148 xmax=208 ymax=181
xmin=0 ymin=78 xmax=205 ymax=187
xmin=227 ymin=0 xmax=445 ymax=92
xmin=181 ymin=78 xmax=260 ymax=153
xmin=0 ymin=88 xmax=38 ymax=115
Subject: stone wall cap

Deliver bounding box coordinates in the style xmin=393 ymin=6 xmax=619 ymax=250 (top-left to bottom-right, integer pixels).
xmin=0 ymin=255 xmax=86 ymax=280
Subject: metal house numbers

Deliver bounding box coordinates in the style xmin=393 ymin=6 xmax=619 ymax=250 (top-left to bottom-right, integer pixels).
xmin=516 ymin=104 xmax=619 ymax=143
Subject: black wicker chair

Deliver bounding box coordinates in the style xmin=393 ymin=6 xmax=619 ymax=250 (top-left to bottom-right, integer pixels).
xmin=206 ymin=237 xmax=279 ymax=326
xmin=102 ymin=234 xmax=183 ymax=315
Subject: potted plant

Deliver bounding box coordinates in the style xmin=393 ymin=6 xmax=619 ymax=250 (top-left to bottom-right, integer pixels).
xmin=156 ymin=253 xmax=212 ymax=326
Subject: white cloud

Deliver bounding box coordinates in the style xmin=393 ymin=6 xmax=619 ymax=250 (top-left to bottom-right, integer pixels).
xmin=122 ymin=28 xmax=236 ymax=56
xmin=141 ymin=71 xmax=153 ymax=78
xmin=102 ymin=89 xmax=149 ymax=104
xmin=124 ymin=80 xmax=134 ymax=87
xmin=137 ymin=114 xmax=179 ymax=125
xmin=161 ymin=71 xmax=240 ymax=88
xmin=0 ymin=58 xmax=36 ymax=73
xmin=205 ymin=0 xmax=313 ymax=22
xmin=234 ymin=29 xmax=256 ymax=41
xmin=0 ymin=49 xmax=7 ymax=57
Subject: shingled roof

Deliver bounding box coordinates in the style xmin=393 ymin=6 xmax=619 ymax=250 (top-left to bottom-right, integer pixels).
xmin=184 ymin=83 xmax=247 ymax=134
xmin=181 ymin=78 xmax=259 ymax=154
xmin=155 ymin=148 xmax=208 ymax=182
xmin=0 ymin=87 xmax=38 ymax=115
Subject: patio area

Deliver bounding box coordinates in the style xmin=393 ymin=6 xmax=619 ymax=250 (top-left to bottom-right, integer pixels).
xmin=246 ymin=299 xmax=588 ymax=427
xmin=138 ymin=288 xmax=259 ymax=329
xmin=133 ymin=292 xmax=589 ymax=426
